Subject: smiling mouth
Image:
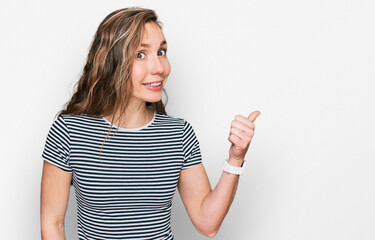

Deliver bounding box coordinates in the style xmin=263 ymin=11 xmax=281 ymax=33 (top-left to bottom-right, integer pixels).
xmin=142 ymin=81 xmax=162 ymax=87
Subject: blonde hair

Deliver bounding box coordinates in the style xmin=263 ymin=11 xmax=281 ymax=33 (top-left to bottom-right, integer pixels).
xmin=59 ymin=7 xmax=168 ymax=123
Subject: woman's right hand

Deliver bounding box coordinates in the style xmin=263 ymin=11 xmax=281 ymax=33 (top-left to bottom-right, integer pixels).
xmin=228 ymin=111 xmax=260 ymax=163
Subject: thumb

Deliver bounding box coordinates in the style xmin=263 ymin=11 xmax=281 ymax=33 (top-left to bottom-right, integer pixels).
xmin=248 ymin=110 xmax=261 ymax=122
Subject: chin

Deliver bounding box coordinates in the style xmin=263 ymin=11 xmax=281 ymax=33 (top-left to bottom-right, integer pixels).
xmin=145 ymin=94 xmax=162 ymax=103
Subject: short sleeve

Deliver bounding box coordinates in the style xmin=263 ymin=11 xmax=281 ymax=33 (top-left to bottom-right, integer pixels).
xmin=42 ymin=116 xmax=72 ymax=172
xmin=181 ymin=120 xmax=202 ymax=170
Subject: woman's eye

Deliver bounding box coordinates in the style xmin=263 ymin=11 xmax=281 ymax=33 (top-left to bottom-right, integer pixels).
xmin=136 ymin=52 xmax=146 ymax=59
xmin=158 ymin=49 xmax=167 ymax=56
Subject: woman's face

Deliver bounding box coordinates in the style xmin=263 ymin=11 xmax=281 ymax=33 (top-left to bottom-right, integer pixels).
xmin=130 ymin=22 xmax=170 ymax=104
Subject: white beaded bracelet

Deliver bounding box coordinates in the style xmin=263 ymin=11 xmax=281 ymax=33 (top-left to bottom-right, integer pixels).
xmin=223 ymin=159 xmax=246 ymax=175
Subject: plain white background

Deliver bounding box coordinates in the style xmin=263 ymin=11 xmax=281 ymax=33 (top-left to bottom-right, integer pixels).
xmin=1 ymin=0 xmax=374 ymax=239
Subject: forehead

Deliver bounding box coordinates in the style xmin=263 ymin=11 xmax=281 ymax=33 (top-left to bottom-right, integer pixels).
xmin=141 ymin=22 xmax=165 ymax=44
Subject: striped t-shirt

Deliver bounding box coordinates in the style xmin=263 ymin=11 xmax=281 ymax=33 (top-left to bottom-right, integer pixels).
xmin=42 ymin=111 xmax=202 ymax=239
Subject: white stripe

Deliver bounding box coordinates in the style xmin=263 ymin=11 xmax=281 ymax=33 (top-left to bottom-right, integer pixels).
xmin=42 ymin=112 xmax=201 ymax=239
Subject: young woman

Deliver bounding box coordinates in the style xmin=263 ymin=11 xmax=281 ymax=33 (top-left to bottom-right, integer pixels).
xmin=40 ymin=7 xmax=260 ymax=240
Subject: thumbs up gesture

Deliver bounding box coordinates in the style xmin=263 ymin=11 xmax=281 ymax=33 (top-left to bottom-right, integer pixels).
xmin=228 ymin=111 xmax=261 ymax=162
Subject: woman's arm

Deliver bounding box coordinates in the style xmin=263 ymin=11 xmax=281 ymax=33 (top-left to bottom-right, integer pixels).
xmin=40 ymin=161 xmax=72 ymax=239
xmin=178 ymin=111 xmax=260 ymax=237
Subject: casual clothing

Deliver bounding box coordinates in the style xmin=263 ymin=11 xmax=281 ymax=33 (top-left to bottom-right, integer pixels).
xmin=42 ymin=111 xmax=202 ymax=239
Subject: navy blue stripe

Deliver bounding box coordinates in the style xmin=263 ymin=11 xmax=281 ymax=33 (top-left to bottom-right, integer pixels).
xmin=42 ymin=112 xmax=201 ymax=239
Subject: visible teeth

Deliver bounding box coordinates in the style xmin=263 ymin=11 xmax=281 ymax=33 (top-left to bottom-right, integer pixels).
xmin=145 ymin=82 xmax=161 ymax=87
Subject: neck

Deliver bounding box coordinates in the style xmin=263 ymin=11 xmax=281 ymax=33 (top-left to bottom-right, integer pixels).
xmin=106 ymin=98 xmax=154 ymax=129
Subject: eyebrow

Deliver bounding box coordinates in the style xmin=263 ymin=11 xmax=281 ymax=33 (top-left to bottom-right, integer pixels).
xmin=140 ymin=40 xmax=167 ymax=48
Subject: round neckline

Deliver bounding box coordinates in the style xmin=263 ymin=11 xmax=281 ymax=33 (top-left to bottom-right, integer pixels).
xmin=102 ymin=111 xmax=156 ymax=132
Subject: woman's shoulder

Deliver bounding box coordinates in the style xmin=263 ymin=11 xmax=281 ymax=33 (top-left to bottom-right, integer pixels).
xmin=155 ymin=112 xmax=185 ymax=124
xmin=154 ymin=112 xmax=193 ymax=129
xmin=54 ymin=114 xmax=106 ymax=129
xmin=155 ymin=113 xmax=186 ymax=126
xmin=58 ymin=113 xmax=102 ymax=121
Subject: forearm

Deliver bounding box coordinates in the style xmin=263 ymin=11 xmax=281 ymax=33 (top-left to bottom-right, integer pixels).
xmin=199 ymin=157 xmax=243 ymax=234
xmin=41 ymin=221 xmax=66 ymax=240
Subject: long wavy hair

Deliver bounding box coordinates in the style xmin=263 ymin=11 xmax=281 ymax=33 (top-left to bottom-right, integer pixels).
xmin=58 ymin=7 xmax=168 ymax=123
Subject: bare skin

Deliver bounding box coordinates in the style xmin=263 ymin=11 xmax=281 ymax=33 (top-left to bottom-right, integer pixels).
xmin=40 ymin=161 xmax=72 ymax=239
xmin=40 ymin=111 xmax=260 ymax=238
xmin=178 ymin=111 xmax=260 ymax=236
xmin=40 ymin=21 xmax=261 ymax=238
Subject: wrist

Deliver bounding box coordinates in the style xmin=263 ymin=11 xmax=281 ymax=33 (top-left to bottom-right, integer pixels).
xmin=223 ymin=158 xmax=246 ymax=175
xmin=227 ymin=157 xmax=244 ymax=167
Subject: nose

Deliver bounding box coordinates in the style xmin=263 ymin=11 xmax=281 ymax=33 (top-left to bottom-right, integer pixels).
xmin=150 ymin=56 xmax=165 ymax=75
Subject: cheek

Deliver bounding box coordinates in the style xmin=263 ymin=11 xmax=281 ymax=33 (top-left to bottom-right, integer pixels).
xmin=131 ymin=64 xmax=146 ymax=84
xmin=163 ymin=59 xmax=171 ymax=76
